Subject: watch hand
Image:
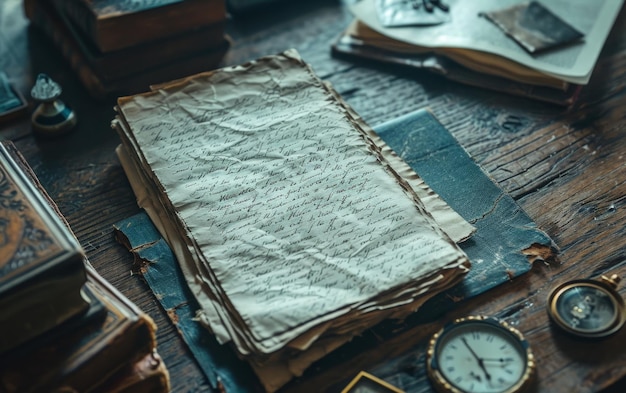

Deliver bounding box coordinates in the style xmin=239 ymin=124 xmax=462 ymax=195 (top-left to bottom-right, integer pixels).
xmin=461 ymin=337 xmax=492 ymax=382
xmin=482 ymin=357 xmax=514 ymax=362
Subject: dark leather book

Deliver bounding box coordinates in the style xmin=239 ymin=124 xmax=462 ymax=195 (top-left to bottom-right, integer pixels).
xmin=3 ymin=283 xmax=108 ymax=355
xmin=24 ymin=0 xmax=231 ymax=99
xmin=25 ymin=0 xmax=227 ymax=81
xmin=0 ymin=143 xmax=89 ymax=354
xmin=0 ymin=263 xmax=158 ymax=393
xmin=47 ymin=0 xmax=227 ymax=53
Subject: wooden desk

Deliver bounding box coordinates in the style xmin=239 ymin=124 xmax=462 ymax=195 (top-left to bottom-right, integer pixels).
xmin=1 ymin=1 xmax=625 ymax=392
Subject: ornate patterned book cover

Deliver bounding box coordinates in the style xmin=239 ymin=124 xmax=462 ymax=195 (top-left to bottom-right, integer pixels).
xmin=0 ymin=141 xmax=164 ymax=393
xmin=0 ymin=142 xmax=89 ymax=354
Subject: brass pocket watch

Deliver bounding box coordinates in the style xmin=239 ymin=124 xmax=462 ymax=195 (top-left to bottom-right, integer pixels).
xmin=547 ymin=274 xmax=626 ymax=338
xmin=426 ymin=315 xmax=535 ymax=393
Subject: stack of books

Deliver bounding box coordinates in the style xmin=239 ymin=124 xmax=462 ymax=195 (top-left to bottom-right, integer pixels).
xmin=334 ymin=0 xmax=624 ymax=106
xmin=0 ymin=141 xmax=170 ymax=393
xmin=23 ymin=0 xmax=230 ymax=99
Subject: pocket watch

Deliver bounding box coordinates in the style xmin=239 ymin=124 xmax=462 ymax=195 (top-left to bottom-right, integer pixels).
xmin=547 ymin=274 xmax=626 ymax=338
xmin=426 ymin=315 xmax=535 ymax=393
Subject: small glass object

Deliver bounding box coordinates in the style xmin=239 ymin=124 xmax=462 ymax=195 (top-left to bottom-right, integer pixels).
xmin=547 ymin=274 xmax=626 ymax=338
xmin=426 ymin=315 xmax=535 ymax=393
xmin=30 ymin=73 xmax=77 ymax=136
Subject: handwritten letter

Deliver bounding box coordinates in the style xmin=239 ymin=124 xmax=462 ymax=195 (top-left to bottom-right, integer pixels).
xmin=116 ymin=51 xmax=469 ymax=356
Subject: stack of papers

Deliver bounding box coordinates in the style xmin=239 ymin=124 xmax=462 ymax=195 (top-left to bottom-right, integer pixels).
xmin=112 ymin=50 xmax=472 ymax=391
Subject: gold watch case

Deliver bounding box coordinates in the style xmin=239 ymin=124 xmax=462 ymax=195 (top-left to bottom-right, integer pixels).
xmin=426 ymin=315 xmax=535 ymax=393
xmin=547 ymin=274 xmax=626 ymax=338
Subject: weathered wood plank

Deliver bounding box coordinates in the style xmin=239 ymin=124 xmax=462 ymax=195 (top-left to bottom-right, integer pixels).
xmin=1 ymin=1 xmax=625 ymax=392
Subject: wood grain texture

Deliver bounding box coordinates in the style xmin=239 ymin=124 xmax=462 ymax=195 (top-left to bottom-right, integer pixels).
xmin=1 ymin=0 xmax=625 ymax=392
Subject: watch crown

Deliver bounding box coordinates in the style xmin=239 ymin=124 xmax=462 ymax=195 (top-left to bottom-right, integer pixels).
xmin=601 ymin=274 xmax=621 ymax=288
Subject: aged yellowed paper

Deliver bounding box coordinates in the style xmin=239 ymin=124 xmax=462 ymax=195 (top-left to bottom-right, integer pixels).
xmin=114 ymin=49 xmax=471 ymax=391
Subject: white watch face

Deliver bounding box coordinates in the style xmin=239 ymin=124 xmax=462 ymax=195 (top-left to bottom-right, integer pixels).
xmin=431 ymin=319 xmax=530 ymax=393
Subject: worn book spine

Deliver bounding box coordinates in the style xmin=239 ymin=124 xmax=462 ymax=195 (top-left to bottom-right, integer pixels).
xmin=25 ymin=0 xmax=231 ymax=99
xmin=92 ymin=350 xmax=171 ymax=393
xmin=0 ymin=142 xmax=89 ymax=354
xmin=32 ymin=0 xmax=227 ymax=81
xmin=24 ymin=0 xmax=107 ymax=98
xmin=0 ymin=266 xmax=158 ymax=393
xmin=47 ymin=0 xmax=227 ymax=53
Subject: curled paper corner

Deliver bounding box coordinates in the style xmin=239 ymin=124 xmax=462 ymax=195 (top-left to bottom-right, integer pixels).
xmin=522 ymin=242 xmax=558 ymax=265
xmin=113 ymin=221 xmax=171 ymax=276
xmin=166 ymin=307 xmax=180 ymax=325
